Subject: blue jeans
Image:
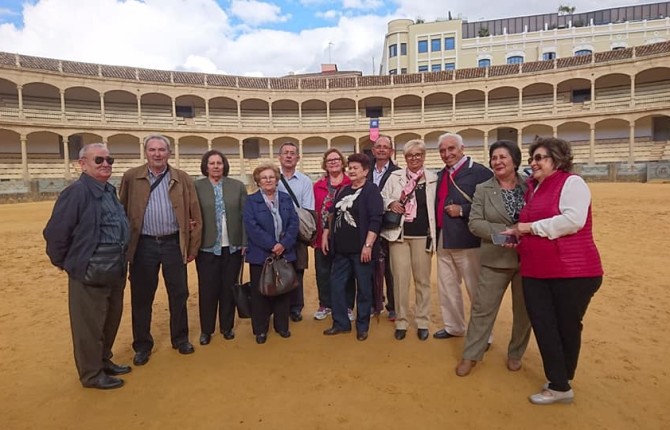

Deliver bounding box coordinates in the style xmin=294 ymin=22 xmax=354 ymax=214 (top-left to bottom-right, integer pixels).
xmin=315 ymin=248 xmax=356 ymax=309
xmin=330 ymin=253 xmax=373 ymax=333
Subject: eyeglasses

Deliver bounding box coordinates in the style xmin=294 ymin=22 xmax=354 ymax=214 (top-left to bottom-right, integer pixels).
xmin=405 ymin=153 xmax=424 ymax=160
xmin=92 ymin=156 xmax=114 ymax=165
xmin=326 ymin=158 xmax=341 ymax=164
xmin=528 ymin=154 xmax=551 ymax=164
xmin=259 ymin=176 xmax=275 ymax=182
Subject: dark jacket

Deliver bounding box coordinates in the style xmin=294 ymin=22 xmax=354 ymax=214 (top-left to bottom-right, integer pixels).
xmin=367 ymin=159 xmax=400 ymax=190
xmin=436 ymin=157 xmax=493 ymax=249
xmin=195 ymin=176 xmax=247 ymax=249
xmin=243 ymin=190 xmax=299 ymax=265
xmin=43 ymin=173 xmax=123 ymax=281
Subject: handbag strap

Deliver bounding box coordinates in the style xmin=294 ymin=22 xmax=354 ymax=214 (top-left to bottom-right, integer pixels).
xmin=237 ymin=261 xmax=245 ymax=284
xmin=448 ymin=173 xmax=473 ymax=204
xmin=280 ymin=175 xmax=301 ymax=208
xmin=149 ymin=166 xmax=168 ymax=193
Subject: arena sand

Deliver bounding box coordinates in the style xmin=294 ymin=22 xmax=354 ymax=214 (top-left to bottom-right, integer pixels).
xmin=0 ymin=183 xmax=668 ymax=430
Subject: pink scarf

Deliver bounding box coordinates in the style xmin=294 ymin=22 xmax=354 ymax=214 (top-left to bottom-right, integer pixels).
xmin=401 ymin=168 xmax=424 ymax=222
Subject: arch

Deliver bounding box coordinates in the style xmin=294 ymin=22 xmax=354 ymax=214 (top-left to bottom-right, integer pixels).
xmin=0 ymin=79 xmax=19 ymax=117
xmin=393 ymin=94 xmax=421 ymax=125
xmin=141 ymin=92 xmax=172 ymax=126
xmin=22 ymin=83 xmax=61 ymax=119
xmin=241 ymin=99 xmax=269 ymax=127
xmin=26 ymin=130 xmax=62 ymax=159
xmin=455 ymin=90 xmax=485 ymax=121
xmin=557 ymin=121 xmax=591 ymax=144
xmin=108 ymin=134 xmax=141 ymax=158
xmin=0 ymin=128 xmax=21 ymax=159
xmin=302 ymin=99 xmax=327 ymax=126
xmin=175 ymin=95 xmax=206 ymax=124
xmin=522 ymin=83 xmax=554 ymax=116
xmin=271 ymin=99 xmax=299 ymax=128
xmin=104 ymin=90 xmax=137 ymax=124
xmin=424 ymin=130 xmax=449 ymax=149
xmin=209 ymin=97 xmax=238 ymax=126
xmin=521 ymin=124 xmax=553 ymax=145
xmin=331 ymin=135 xmax=356 ymax=154
xmin=65 ymin=86 xmax=101 ymax=121
xmin=488 ymin=86 xmax=520 ymax=118
xmin=211 ymin=136 xmax=239 ymax=157
xmin=178 ymin=135 xmax=208 ymax=155
xmin=425 ymin=92 xmax=453 ymax=123
xmin=394 ymin=132 xmax=422 ymax=150
xmin=302 ymin=136 xmax=328 ymax=155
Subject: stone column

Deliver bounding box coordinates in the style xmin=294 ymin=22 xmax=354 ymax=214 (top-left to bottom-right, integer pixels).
xmin=205 ymin=99 xmax=210 ymax=127
xmin=589 ymin=125 xmax=595 ymax=165
xmin=100 ymin=93 xmax=106 ymax=123
xmin=630 ymin=79 xmax=636 ymax=108
xmin=355 ymin=100 xmax=359 ymax=127
xmin=628 ymin=122 xmax=635 ymax=164
xmin=484 ymin=91 xmax=489 ymax=119
xmin=137 ymin=96 xmax=143 ymax=125
xmin=552 ymin=85 xmax=558 ymax=115
xmin=451 ymin=96 xmax=456 ymax=121
xmin=298 ymin=103 xmax=302 ymax=127
xmin=239 ymin=139 xmax=246 ymax=177
xmin=518 ymin=91 xmax=522 ymax=117
xmin=590 ymin=81 xmax=595 ymax=112
xmin=390 ymin=99 xmax=395 ymax=126
xmin=237 ymin=101 xmax=242 ymax=127
xmin=326 ymin=102 xmax=330 ymax=130
xmin=171 ymin=97 xmax=177 ymax=126
xmin=174 ymin=138 xmax=180 ymax=168
xmin=483 ymin=130 xmax=489 ymax=161
xmin=63 ymin=136 xmax=71 ymax=180
xmin=60 ymin=90 xmax=66 ymax=121
xmin=420 ymin=96 xmax=425 ymax=125
xmin=207 ymin=138 xmax=212 ymax=151
xmin=268 ymin=102 xmax=273 ymax=129
xmin=139 ymin=140 xmax=145 ymax=162
xmin=18 ymin=85 xmax=24 ymax=118
xmin=20 ymin=134 xmax=29 ymax=181
xmin=298 ymin=139 xmax=304 ymax=170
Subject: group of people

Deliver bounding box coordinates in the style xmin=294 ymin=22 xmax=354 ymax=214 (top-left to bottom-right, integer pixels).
xmin=44 ymin=131 xmax=602 ymax=406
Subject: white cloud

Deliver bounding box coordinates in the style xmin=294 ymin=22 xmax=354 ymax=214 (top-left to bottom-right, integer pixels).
xmin=342 ymin=0 xmax=384 ymax=10
xmin=316 ymin=10 xmax=340 ymax=20
xmin=229 ymin=0 xmax=290 ymax=26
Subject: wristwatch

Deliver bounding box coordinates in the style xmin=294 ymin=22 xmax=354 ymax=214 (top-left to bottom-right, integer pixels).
xmin=364 ymin=243 xmax=372 ymax=248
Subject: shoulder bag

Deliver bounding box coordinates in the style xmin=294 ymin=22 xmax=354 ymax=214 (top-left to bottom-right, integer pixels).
xmin=280 ymin=176 xmax=317 ymax=243
xmin=232 ymin=263 xmax=252 ymax=318
xmin=382 ymin=178 xmax=419 ymax=229
xmin=259 ymin=255 xmax=299 ymax=297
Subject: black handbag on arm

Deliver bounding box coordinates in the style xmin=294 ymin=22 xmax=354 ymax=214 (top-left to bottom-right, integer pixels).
xmin=232 ymin=263 xmax=252 ymax=318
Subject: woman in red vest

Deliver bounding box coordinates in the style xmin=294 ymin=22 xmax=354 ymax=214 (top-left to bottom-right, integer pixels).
xmin=505 ymin=137 xmax=603 ymax=405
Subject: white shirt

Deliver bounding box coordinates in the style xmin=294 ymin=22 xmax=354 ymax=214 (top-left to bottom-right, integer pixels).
xmin=531 ymin=175 xmax=591 ymax=240
xmin=372 ymin=160 xmax=390 ymax=186
xmin=278 ymin=169 xmax=315 ymax=210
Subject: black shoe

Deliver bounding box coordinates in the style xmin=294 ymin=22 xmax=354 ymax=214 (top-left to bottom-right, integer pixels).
xmin=357 ymin=331 xmax=368 ymax=341
xmin=173 ymin=342 xmax=195 ymax=355
xmin=256 ymin=333 xmax=267 ymax=344
xmin=417 ymin=329 xmax=429 ymax=341
xmin=433 ymin=329 xmax=457 ymax=339
xmin=277 ymin=330 xmax=291 ymax=338
xmin=103 ymin=361 xmax=132 ymax=376
xmin=222 ymin=330 xmax=235 ymax=340
xmin=133 ymin=350 xmax=151 ymax=366
xmin=84 ymin=373 xmax=124 ymax=390
xmin=290 ymin=312 xmax=303 ymax=322
xmin=323 ymin=327 xmax=351 ymax=336
xmin=394 ymin=329 xmax=406 ymax=340
xmin=199 ymin=333 xmax=211 ymax=345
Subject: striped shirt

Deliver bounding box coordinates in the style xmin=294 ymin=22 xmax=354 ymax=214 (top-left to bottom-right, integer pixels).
xmin=141 ymin=167 xmax=179 ymax=236
xmin=96 ymin=180 xmax=129 ymax=245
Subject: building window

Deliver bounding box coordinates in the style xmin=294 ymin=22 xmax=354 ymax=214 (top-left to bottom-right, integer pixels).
xmin=575 ymin=49 xmax=592 ymax=56
xmin=418 ymin=40 xmax=428 ymax=53
xmin=444 ymin=37 xmax=455 ymax=50
xmin=431 ymin=64 xmax=441 ymax=72
xmin=400 ymin=43 xmax=407 ymax=55
xmin=478 ymin=59 xmax=491 ymax=68
xmin=507 ymin=56 xmax=524 ymax=64
xmin=431 ymin=38 xmax=441 ymax=51
xmin=389 ymin=69 xmax=397 ymax=75
xmin=418 ymin=65 xmax=428 ymax=72
xmin=445 ymin=62 xmax=455 ymax=70
xmin=543 ymin=52 xmax=556 ymax=61
xmin=401 ymin=68 xmax=407 ymax=74
xmin=389 ymin=44 xmax=397 ymax=58
xmin=612 ymin=46 xmax=626 ymax=51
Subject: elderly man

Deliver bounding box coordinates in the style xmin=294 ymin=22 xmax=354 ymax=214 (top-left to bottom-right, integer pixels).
xmin=119 ymin=134 xmax=202 ymax=366
xmin=276 ymin=141 xmax=315 ymax=322
xmin=367 ymin=135 xmax=400 ymax=320
xmin=44 ymin=143 xmax=130 ymax=389
xmin=434 ymin=133 xmax=493 ymax=339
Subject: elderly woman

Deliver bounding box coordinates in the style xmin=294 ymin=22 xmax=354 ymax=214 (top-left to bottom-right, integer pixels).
xmin=380 ymin=139 xmax=437 ymax=341
xmin=505 ymin=137 xmax=603 ymax=405
xmin=243 ymin=163 xmax=299 ymax=344
xmin=322 ymin=153 xmax=383 ymax=341
xmin=312 ymin=148 xmax=356 ymax=321
xmin=455 ymin=140 xmax=531 ymax=376
xmin=194 ymin=150 xmax=247 ymax=346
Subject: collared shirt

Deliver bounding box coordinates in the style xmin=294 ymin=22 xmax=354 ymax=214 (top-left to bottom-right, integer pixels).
xmin=372 ymin=160 xmax=390 ymax=186
xmin=141 ymin=166 xmax=179 ymax=236
xmin=200 ymin=180 xmax=241 ymax=255
xmin=278 ymin=169 xmax=315 ymax=210
xmin=449 ymin=155 xmax=468 ymax=174
xmin=94 ymin=179 xmax=129 ymax=245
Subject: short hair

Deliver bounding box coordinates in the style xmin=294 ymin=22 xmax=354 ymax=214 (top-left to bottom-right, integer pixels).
xmin=528 ymin=137 xmax=574 ymax=172
xmin=489 ymin=140 xmax=522 ymax=170
xmin=374 ymin=135 xmax=394 ymax=149
xmin=403 ymin=139 xmax=426 ymax=155
xmin=200 ymin=150 xmax=230 ymax=177
xmin=347 ymin=153 xmax=370 ymax=170
xmin=278 ymin=141 xmax=298 ymax=155
xmin=321 ymin=148 xmax=346 ymax=171
xmin=78 ymin=143 xmax=107 ymax=159
xmin=252 ymin=162 xmax=281 ymax=185
xmin=438 ymin=132 xmax=464 ymax=148
xmin=143 ymin=134 xmax=171 ymax=152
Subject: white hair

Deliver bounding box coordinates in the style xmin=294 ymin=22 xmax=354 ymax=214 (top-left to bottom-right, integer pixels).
xmin=438 ymin=132 xmax=465 ymax=148
xmin=143 ymin=133 xmax=171 ymax=152
xmin=78 ymin=143 xmax=107 ymax=159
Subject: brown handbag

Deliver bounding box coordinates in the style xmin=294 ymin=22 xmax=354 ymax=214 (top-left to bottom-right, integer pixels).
xmin=259 ymin=255 xmax=299 ymax=297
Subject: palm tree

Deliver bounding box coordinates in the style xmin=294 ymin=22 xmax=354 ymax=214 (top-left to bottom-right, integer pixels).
xmin=558 ymin=5 xmax=576 ymax=16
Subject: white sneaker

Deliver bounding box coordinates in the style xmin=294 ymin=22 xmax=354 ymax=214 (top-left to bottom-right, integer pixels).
xmin=313 ymin=307 xmax=331 ymax=320
xmin=347 ymin=308 xmax=355 ymax=321
xmin=529 ymin=389 xmax=574 ymax=405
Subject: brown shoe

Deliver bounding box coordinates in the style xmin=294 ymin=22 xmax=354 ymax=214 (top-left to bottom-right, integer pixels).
xmin=455 ymin=359 xmax=476 ymax=377
xmin=507 ymin=358 xmax=522 ymax=372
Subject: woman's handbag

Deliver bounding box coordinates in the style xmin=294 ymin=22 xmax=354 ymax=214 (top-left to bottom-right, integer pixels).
xmin=84 ymin=244 xmax=127 ymax=287
xmin=232 ymin=263 xmax=252 ymax=318
xmin=382 ymin=211 xmax=403 ymax=229
xmin=259 ymin=255 xmax=299 ymax=297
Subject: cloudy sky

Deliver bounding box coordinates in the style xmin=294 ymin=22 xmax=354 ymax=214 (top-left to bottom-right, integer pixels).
xmin=0 ymin=0 xmax=657 ymax=76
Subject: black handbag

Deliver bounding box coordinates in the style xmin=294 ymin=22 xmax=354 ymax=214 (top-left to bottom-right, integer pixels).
xmin=232 ymin=263 xmax=252 ymax=319
xmin=84 ymin=244 xmax=127 ymax=287
xmin=382 ymin=211 xmax=403 ymax=229
xmin=259 ymin=255 xmax=298 ymax=297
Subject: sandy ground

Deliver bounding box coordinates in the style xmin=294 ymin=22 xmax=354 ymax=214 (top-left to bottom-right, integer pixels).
xmin=0 ymin=183 xmax=668 ymax=430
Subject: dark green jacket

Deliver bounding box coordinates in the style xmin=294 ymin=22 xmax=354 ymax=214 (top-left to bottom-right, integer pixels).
xmin=195 ymin=177 xmax=247 ymax=249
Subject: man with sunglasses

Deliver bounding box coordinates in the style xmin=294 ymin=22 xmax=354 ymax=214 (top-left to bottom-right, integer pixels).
xmin=120 ymin=134 xmax=202 ymax=366
xmin=44 ymin=143 xmax=131 ymax=389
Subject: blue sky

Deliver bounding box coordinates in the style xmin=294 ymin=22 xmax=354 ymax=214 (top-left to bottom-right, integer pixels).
xmin=0 ymin=0 xmax=657 ymax=76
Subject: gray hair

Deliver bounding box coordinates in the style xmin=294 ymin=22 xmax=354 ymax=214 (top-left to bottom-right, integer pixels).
xmin=78 ymin=143 xmax=107 ymax=159
xmin=143 ymin=133 xmax=171 ymax=152
xmin=374 ymin=135 xmax=394 ymax=149
xmin=278 ymin=141 xmax=298 ymax=155
xmin=403 ymin=139 xmax=425 ymax=155
xmin=438 ymin=132 xmax=464 ymax=148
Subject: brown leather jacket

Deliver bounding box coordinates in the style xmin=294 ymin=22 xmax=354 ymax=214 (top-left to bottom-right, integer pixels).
xmin=119 ymin=164 xmax=202 ymax=263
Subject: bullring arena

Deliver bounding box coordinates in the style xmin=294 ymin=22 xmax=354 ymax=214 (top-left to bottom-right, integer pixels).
xmin=0 ymin=43 xmax=669 ymax=429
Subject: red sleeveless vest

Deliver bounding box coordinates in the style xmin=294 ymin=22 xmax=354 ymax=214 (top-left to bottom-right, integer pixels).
xmin=518 ymin=171 xmax=603 ymax=279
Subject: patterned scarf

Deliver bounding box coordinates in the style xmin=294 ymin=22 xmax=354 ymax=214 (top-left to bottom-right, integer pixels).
xmin=402 ymin=168 xmax=424 ymax=223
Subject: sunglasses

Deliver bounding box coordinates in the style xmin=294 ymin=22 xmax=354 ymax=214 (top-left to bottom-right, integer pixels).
xmin=528 ymin=154 xmax=551 ymax=164
xmin=93 ymin=156 xmax=115 ymax=165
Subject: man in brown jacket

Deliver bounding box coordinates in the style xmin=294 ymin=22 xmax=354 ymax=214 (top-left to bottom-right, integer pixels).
xmin=119 ymin=134 xmax=202 ymax=366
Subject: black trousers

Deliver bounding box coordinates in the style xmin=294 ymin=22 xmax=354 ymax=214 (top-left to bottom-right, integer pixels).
xmin=523 ymin=276 xmax=602 ymax=392
xmin=129 ymin=235 xmax=190 ymax=352
xmin=68 ymin=276 xmax=124 ymax=385
xmin=195 ymin=248 xmax=242 ymax=335
xmin=249 ymin=263 xmax=290 ymax=335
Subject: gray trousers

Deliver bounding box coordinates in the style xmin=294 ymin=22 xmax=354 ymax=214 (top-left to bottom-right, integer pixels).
xmin=462 ymin=265 xmax=531 ymax=361
xmin=68 ymin=276 xmax=125 ymax=385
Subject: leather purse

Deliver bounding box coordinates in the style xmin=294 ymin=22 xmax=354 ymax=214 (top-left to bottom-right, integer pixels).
xmin=382 ymin=210 xmax=403 ymax=229
xmin=259 ymin=255 xmax=298 ymax=297
xmin=83 ymin=244 xmax=127 ymax=287
xmin=232 ymin=263 xmax=252 ymax=318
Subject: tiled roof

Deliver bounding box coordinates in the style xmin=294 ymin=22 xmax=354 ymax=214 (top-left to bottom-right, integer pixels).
xmin=393 ymin=74 xmax=422 ymax=85
xmin=238 ymin=77 xmax=268 ymax=89
xmin=207 ymin=74 xmax=237 ymax=87
xmin=300 ymin=78 xmax=327 ymax=89
xmin=455 ymin=67 xmax=486 ymax=80
xmin=636 ymin=41 xmax=670 ymax=57
xmin=595 ymin=48 xmax=633 ymax=63
xmin=269 ymin=78 xmax=299 ymax=90
xmin=557 ymin=55 xmax=592 ymax=68
xmin=0 ymin=52 xmax=16 ymax=67
xmin=100 ymin=65 xmax=137 ymax=80
xmin=138 ymin=68 xmax=171 ymax=83
xmin=521 ymin=61 xmax=555 ymax=73
xmin=173 ymin=71 xmax=205 ymax=85
xmin=329 ymin=77 xmax=357 ymax=89
xmin=358 ymin=75 xmax=392 ymax=87
xmin=488 ymin=64 xmax=520 ymax=77
xmin=62 ymin=60 xmax=98 ymax=76
xmin=18 ymin=55 xmax=60 ymax=72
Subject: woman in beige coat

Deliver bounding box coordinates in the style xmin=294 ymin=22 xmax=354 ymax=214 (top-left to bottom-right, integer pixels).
xmin=381 ymin=139 xmax=437 ymax=341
